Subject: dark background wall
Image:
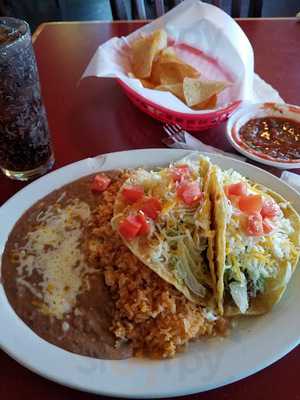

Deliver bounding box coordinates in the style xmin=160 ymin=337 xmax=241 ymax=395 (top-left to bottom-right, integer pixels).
xmin=1 ymin=0 xmax=299 ymax=32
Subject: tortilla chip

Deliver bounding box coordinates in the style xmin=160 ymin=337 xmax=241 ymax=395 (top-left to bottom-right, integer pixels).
xmin=192 ymin=94 xmax=217 ymax=110
xmin=140 ymin=79 xmax=156 ymax=89
xmin=150 ymin=51 xmax=199 ymax=85
xmin=159 ymin=63 xmax=199 ymax=85
xmin=131 ymin=29 xmax=167 ymax=79
xmin=183 ymin=78 xmax=229 ymax=107
xmin=150 ymin=59 xmax=164 ymax=84
xmin=155 ymin=83 xmax=185 ymax=101
xmin=157 ymin=47 xmax=178 ymax=63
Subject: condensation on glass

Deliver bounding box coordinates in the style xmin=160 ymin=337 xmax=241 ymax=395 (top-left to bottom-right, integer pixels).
xmin=0 ymin=17 xmax=54 ymax=181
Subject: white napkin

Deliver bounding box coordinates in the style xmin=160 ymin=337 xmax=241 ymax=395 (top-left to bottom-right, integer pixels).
xmin=166 ymin=130 xmax=246 ymax=161
xmin=253 ymin=74 xmax=284 ymax=103
xmin=281 ymin=171 xmax=300 ymax=193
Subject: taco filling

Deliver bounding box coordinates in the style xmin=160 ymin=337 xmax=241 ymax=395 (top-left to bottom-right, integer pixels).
xmin=112 ymin=155 xmax=216 ymax=306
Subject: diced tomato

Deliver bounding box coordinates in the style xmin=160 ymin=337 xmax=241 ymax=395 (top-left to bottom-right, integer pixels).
xmin=135 ymin=213 xmax=151 ymax=236
xmin=228 ymin=194 xmax=241 ymax=208
xmin=262 ymin=218 xmax=275 ymax=234
xmin=122 ymin=185 xmax=144 ymax=204
xmin=91 ymin=174 xmax=111 ymax=193
xmin=177 ymin=181 xmax=203 ymax=206
xmin=118 ymin=213 xmax=151 ymax=240
xmin=118 ymin=216 xmax=142 ymax=240
xmin=171 ymin=164 xmax=190 ymax=182
xmin=225 ymin=182 xmax=247 ymax=197
xmin=261 ymin=199 xmax=280 ymax=219
xmin=140 ymin=197 xmax=162 ymax=220
xmin=244 ymin=213 xmax=264 ymax=236
xmin=238 ymin=194 xmax=263 ymax=214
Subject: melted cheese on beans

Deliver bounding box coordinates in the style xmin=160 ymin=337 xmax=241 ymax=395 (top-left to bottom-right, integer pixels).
xmin=15 ymin=198 xmax=90 ymax=319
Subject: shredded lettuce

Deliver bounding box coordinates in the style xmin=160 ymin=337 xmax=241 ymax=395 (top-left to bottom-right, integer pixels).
xmin=244 ymin=257 xmax=277 ymax=289
xmin=175 ymin=243 xmax=207 ymax=297
xmin=229 ymin=273 xmax=249 ymax=314
xmin=150 ymin=213 xmax=209 ymax=297
xmin=203 ymin=308 xmax=218 ymax=321
xmin=152 ymin=229 xmax=208 ymax=297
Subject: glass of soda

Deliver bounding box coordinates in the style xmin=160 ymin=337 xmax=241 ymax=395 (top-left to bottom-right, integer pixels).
xmin=0 ymin=17 xmax=54 ymax=181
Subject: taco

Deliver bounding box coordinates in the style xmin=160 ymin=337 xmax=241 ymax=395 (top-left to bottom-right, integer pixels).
xmin=112 ymin=154 xmax=217 ymax=307
xmin=210 ymin=166 xmax=300 ymax=316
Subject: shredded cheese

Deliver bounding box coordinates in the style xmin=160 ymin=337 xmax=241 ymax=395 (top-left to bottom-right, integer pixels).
xmin=15 ymin=199 xmax=91 ymax=319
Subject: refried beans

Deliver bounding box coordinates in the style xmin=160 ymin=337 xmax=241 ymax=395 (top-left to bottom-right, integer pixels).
xmin=1 ymin=172 xmax=132 ymax=359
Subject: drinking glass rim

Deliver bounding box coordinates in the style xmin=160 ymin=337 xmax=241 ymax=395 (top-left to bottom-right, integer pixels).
xmin=0 ymin=17 xmax=30 ymax=50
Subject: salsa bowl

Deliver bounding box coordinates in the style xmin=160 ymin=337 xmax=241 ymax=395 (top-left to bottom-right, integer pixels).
xmin=226 ymin=103 xmax=300 ymax=169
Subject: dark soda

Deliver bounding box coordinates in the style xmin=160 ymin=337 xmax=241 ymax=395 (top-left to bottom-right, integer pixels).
xmin=0 ymin=17 xmax=54 ymax=180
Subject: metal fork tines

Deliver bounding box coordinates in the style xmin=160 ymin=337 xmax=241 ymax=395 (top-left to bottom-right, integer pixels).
xmin=163 ymin=123 xmax=186 ymax=143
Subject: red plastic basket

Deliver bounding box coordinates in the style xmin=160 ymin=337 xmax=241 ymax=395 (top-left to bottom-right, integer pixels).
xmin=118 ymin=79 xmax=241 ymax=132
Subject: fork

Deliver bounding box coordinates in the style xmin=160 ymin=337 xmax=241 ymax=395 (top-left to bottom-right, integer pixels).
xmin=162 ymin=123 xmax=247 ymax=161
xmin=163 ymin=123 xmax=186 ymax=144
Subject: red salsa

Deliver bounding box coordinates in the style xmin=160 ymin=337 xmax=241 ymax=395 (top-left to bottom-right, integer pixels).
xmin=238 ymin=117 xmax=300 ymax=161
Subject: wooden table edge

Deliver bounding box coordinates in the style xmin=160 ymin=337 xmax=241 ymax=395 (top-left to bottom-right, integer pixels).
xmin=32 ymin=20 xmax=148 ymax=42
xmin=32 ymin=17 xmax=299 ymax=43
xmin=32 ymin=22 xmax=48 ymax=43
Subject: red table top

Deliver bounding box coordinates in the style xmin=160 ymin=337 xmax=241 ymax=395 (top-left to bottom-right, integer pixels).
xmin=1 ymin=19 xmax=300 ymax=400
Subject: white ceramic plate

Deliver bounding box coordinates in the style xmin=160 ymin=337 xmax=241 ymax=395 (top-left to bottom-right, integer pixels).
xmin=1 ymin=149 xmax=300 ymax=398
xmin=226 ymin=103 xmax=300 ymax=169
